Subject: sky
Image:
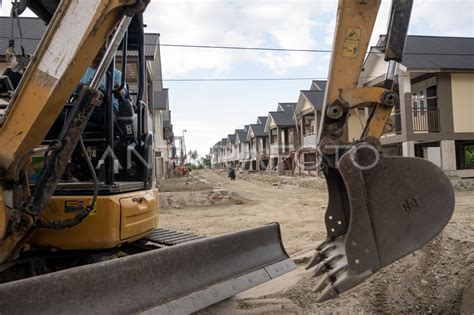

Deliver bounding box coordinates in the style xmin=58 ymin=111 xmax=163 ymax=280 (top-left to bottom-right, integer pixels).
xmin=1 ymin=0 xmax=474 ymax=157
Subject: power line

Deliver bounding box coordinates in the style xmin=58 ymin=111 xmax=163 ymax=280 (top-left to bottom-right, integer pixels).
xmin=158 ymin=43 xmax=474 ymax=56
xmin=163 ymin=77 xmax=324 ymax=82
xmin=1 ymin=36 xmax=473 ymax=56
xmin=160 ymin=43 xmax=332 ymax=53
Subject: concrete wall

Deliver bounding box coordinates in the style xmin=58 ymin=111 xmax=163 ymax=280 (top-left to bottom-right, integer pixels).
xmin=452 ymin=73 xmax=474 ymax=133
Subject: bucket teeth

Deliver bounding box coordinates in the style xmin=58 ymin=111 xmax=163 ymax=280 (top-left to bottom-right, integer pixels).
xmin=311 ymin=260 xmax=328 ymax=277
xmin=316 ymin=283 xmax=339 ymax=303
xmin=305 ymin=251 xmax=324 ymax=270
xmin=312 ymin=273 xmax=331 ymax=293
xmin=306 ymin=243 xmax=339 ymax=270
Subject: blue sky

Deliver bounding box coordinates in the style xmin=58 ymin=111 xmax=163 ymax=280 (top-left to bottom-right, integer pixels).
xmin=1 ymin=0 xmax=474 ymax=157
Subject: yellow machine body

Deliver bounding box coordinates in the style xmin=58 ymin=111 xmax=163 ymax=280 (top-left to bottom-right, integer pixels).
xmin=31 ymin=189 xmax=158 ymax=249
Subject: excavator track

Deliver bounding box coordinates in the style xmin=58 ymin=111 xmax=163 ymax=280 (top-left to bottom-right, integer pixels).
xmin=145 ymin=228 xmax=207 ymax=246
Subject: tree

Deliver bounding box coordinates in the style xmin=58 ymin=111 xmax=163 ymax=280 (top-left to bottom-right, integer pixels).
xmin=188 ymin=150 xmax=199 ymax=165
xmin=199 ymin=154 xmax=211 ymax=169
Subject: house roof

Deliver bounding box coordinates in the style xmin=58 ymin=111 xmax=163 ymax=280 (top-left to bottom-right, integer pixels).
xmin=311 ymin=80 xmax=327 ymax=91
xmin=378 ymin=35 xmax=474 ymax=70
xmin=257 ymin=116 xmax=268 ymax=125
xmin=153 ymin=89 xmax=168 ymax=110
xmin=221 ymin=138 xmax=228 ymax=146
xmin=0 ymin=17 xmax=159 ymax=60
xmin=269 ymin=110 xmax=295 ymax=127
xmin=301 ymin=90 xmax=324 ymax=110
xmin=227 ymin=134 xmax=236 ymax=145
xmin=235 ymin=129 xmax=249 ymax=143
xmin=277 ymin=102 xmax=297 ymax=112
xmin=248 ymin=124 xmax=267 ymax=138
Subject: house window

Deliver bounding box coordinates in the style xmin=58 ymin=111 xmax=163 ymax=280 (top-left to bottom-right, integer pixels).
xmin=270 ymin=129 xmax=278 ymax=144
xmin=411 ymin=78 xmax=440 ymax=132
xmin=456 ymin=141 xmax=474 ymax=170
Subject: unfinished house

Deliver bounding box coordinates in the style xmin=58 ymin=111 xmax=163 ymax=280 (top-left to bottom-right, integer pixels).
xmin=264 ymin=103 xmax=298 ymax=173
xmin=235 ymin=126 xmax=250 ymax=170
xmin=210 ymin=141 xmax=221 ymax=169
xmin=219 ymin=138 xmax=228 ymax=168
xmin=360 ymin=35 xmax=474 ymax=178
xmin=247 ymin=117 xmax=270 ymax=171
xmin=0 ymin=17 xmax=173 ymax=180
xmin=294 ymin=89 xmax=325 ymax=174
xmin=226 ymin=134 xmax=237 ymax=166
xmin=153 ymin=89 xmax=174 ymax=180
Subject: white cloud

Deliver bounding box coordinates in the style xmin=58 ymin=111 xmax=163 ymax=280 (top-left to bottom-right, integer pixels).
xmin=145 ymin=0 xmax=473 ymax=78
xmin=145 ymin=0 xmax=336 ymax=77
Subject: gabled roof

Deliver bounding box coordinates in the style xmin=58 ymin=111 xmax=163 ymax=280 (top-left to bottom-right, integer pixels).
xmin=295 ymin=90 xmax=325 ymax=115
xmin=301 ymin=91 xmax=324 ymax=109
xmin=0 ymin=17 xmax=159 ymax=60
xmin=311 ymin=80 xmax=327 ymax=91
xmin=268 ymin=110 xmax=295 ymax=128
xmin=277 ymin=102 xmax=297 ymax=112
xmin=227 ymin=134 xmax=236 ymax=145
xmin=247 ymin=124 xmax=267 ymax=139
xmin=257 ymin=116 xmax=268 ymax=125
xmin=376 ymin=35 xmax=474 ymax=70
xmin=153 ymin=89 xmax=169 ymax=110
xmin=221 ymin=138 xmax=228 ymax=146
xmin=235 ymin=129 xmax=249 ymax=144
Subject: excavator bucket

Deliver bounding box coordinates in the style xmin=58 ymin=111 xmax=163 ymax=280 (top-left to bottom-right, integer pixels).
xmin=0 ymin=223 xmax=295 ymax=314
xmin=307 ymin=145 xmax=455 ymax=301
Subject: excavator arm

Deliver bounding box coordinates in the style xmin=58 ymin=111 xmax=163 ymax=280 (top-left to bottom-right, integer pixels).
xmin=0 ymin=0 xmax=149 ymax=264
xmin=307 ymin=0 xmax=455 ymax=302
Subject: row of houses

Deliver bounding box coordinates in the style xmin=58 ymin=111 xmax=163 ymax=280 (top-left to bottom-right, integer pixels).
xmin=210 ymin=35 xmax=474 ymax=179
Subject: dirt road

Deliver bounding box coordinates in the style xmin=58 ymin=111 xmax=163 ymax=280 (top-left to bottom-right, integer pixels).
xmin=159 ymin=170 xmax=329 ymax=255
xmin=159 ymin=170 xmax=474 ymax=314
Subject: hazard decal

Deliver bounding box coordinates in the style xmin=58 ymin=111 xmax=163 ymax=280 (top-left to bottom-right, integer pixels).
xmin=342 ymin=27 xmax=361 ymax=58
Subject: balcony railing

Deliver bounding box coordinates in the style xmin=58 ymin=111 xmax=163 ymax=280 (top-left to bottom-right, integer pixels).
xmin=270 ymin=144 xmax=279 ymax=155
xmin=384 ymin=108 xmax=440 ymax=135
xmin=412 ymin=108 xmax=440 ymax=133
xmin=303 ymin=133 xmax=317 ymax=148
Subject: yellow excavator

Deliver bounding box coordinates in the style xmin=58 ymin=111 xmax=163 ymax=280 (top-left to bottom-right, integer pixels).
xmin=0 ymin=0 xmax=454 ymax=313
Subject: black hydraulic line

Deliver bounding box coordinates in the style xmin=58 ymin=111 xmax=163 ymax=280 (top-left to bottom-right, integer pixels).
xmin=40 ymin=137 xmax=98 ymax=230
xmin=27 ymin=86 xmax=101 ymax=219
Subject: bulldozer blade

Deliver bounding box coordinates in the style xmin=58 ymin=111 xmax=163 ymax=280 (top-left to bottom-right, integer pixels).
xmin=0 ymin=223 xmax=295 ymax=314
xmin=309 ymin=145 xmax=454 ymax=302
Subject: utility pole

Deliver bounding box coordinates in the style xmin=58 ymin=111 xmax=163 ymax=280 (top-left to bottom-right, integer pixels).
xmin=182 ymin=129 xmax=187 ymax=164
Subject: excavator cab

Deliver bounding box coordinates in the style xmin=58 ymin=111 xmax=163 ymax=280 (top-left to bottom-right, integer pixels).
xmin=0 ymin=1 xmax=294 ymax=313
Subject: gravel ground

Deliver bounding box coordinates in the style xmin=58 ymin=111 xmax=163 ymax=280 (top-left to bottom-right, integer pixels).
xmin=159 ymin=170 xmax=474 ymax=314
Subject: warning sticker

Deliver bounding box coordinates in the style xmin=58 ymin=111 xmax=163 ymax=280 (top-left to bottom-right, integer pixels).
xmin=342 ymin=27 xmax=361 ymax=58
xmin=345 ymin=28 xmax=361 ymax=41
xmin=88 ymin=205 xmax=97 ymax=216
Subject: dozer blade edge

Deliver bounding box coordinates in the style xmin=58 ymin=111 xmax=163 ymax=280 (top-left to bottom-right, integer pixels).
xmin=0 ymin=223 xmax=295 ymax=314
